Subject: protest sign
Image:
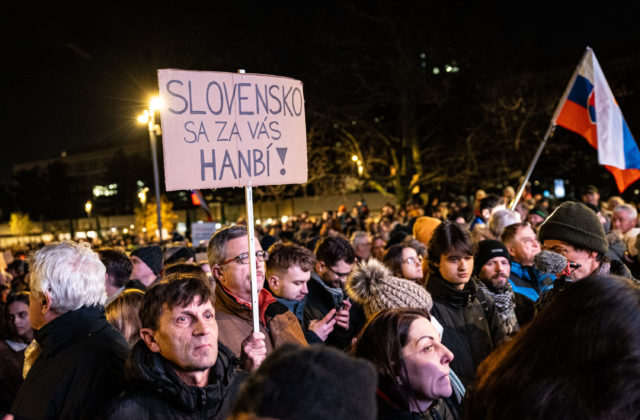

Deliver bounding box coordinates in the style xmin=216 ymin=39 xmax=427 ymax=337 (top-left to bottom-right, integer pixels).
xmin=157 ymin=69 xmax=308 ymax=191
xmin=191 ymin=222 xmax=218 ymax=247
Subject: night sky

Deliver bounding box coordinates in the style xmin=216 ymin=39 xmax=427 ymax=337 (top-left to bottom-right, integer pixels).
xmin=3 ymin=3 xmax=640 ymax=184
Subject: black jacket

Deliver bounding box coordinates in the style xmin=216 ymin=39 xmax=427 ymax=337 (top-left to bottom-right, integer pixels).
xmin=11 ymin=306 xmax=129 ymax=420
xmin=103 ymin=340 xmax=245 ymax=420
xmin=425 ymin=274 xmax=505 ymax=387
xmin=303 ymin=273 xmax=366 ymax=350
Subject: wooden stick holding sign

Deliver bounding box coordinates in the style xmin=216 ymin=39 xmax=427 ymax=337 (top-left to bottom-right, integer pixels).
xmin=238 ymin=68 xmax=260 ymax=333
xmin=156 ymin=68 xmax=308 ymax=334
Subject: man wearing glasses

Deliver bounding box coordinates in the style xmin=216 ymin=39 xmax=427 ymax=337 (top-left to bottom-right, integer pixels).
xmin=305 ymin=235 xmax=366 ymax=350
xmin=207 ymin=225 xmax=307 ymax=358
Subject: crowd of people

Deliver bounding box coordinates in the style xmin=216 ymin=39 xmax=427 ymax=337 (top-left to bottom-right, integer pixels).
xmin=1 ymin=184 xmax=640 ymax=419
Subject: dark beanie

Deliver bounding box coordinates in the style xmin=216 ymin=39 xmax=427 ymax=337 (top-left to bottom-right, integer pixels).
xmin=131 ymin=246 xmax=163 ymax=275
xmin=538 ymin=201 xmax=608 ymax=254
xmin=230 ymin=344 xmax=377 ymax=420
xmin=474 ymin=240 xmax=511 ymax=275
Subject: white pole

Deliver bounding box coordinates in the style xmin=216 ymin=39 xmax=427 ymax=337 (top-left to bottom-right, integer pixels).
xmin=238 ymin=68 xmax=260 ymax=334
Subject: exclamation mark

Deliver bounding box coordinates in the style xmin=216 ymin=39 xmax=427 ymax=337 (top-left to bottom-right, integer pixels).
xmin=276 ymin=147 xmax=288 ymax=175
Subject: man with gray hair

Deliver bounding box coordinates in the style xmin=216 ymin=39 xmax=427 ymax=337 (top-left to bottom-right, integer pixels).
xmin=350 ymin=231 xmax=372 ymax=262
xmin=611 ymin=204 xmax=640 ymax=257
xmin=11 ymin=241 xmax=129 ymax=419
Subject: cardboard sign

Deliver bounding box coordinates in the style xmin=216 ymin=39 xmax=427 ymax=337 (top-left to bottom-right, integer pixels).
xmin=157 ymin=70 xmax=308 ymax=191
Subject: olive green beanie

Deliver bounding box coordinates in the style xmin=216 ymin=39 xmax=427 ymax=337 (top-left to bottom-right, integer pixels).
xmin=538 ymin=201 xmax=608 ymax=254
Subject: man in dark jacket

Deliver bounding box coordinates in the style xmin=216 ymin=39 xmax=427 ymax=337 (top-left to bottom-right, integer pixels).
xmin=103 ymin=276 xmax=266 ymax=419
xmin=425 ymin=222 xmax=505 ymax=387
xmin=305 ymin=235 xmax=367 ymax=350
xmin=11 ymin=241 xmax=130 ymax=420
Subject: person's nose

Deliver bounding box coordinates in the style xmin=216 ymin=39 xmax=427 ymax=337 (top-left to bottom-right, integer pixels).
xmin=441 ymin=344 xmax=454 ymax=364
xmin=193 ymin=317 xmax=212 ymax=335
xmin=301 ymin=283 xmax=308 ymax=295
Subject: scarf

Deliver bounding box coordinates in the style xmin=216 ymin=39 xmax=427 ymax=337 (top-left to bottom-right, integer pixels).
xmin=477 ymin=280 xmax=520 ymax=336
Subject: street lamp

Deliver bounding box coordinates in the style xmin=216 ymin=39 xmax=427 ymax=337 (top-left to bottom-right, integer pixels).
xmin=138 ymin=96 xmax=164 ymax=242
xmin=85 ymin=200 xmax=92 ymax=218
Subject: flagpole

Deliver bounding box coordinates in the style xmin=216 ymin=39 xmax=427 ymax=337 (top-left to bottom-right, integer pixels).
xmin=510 ymin=48 xmax=592 ymax=210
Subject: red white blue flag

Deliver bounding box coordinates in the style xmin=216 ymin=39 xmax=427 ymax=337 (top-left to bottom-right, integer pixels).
xmin=552 ymin=47 xmax=640 ymax=192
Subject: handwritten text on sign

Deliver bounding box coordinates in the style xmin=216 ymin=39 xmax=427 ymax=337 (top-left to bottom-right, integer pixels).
xmin=157 ymin=70 xmax=308 ymax=190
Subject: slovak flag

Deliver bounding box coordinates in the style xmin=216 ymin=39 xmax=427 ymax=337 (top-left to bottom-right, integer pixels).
xmin=552 ymin=47 xmax=640 ymax=192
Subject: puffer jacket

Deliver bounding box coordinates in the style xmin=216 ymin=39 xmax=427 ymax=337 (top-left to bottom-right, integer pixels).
xmin=214 ymin=282 xmax=307 ymax=358
xmin=102 ymin=341 xmax=245 ymax=420
xmin=425 ymin=273 xmax=505 ymax=387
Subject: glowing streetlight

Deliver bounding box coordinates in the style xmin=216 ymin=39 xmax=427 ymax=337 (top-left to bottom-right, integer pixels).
xmin=85 ymin=200 xmax=92 ymax=218
xmin=138 ymin=187 xmax=148 ymax=206
xmin=137 ymin=96 xmax=164 ymax=242
xmin=351 ymin=155 xmax=358 ymax=162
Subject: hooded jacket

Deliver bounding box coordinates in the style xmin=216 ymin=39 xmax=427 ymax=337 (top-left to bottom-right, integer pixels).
xmin=102 ymin=340 xmax=245 ymax=420
xmin=425 ymin=273 xmax=505 ymax=386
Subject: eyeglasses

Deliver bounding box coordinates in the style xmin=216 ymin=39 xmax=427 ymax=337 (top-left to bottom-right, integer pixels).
xmin=402 ymin=255 xmax=424 ymax=265
xmin=220 ymin=250 xmax=269 ymax=265
xmin=327 ymin=265 xmax=352 ymax=279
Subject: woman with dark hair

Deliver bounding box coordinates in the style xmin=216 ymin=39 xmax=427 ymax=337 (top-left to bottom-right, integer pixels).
xmin=1 ymin=292 xmax=34 ymax=412
xmin=383 ymin=244 xmax=424 ymax=283
xmin=465 ymin=275 xmax=640 ymax=419
xmin=354 ymin=308 xmax=459 ymax=419
xmin=426 ymin=221 xmax=505 ymax=386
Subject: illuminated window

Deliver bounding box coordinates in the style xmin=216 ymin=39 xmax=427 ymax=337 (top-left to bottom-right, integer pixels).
xmin=93 ymin=184 xmax=118 ymax=197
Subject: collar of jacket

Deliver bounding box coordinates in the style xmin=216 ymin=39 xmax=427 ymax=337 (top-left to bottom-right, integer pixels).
xmin=126 ymin=340 xmax=239 ymax=412
xmin=215 ymin=281 xmax=276 ymax=325
xmin=274 ymin=295 xmax=306 ymax=322
xmin=426 ymin=272 xmax=478 ymax=308
xmin=310 ymin=272 xmax=344 ymax=307
xmin=34 ymin=305 xmax=108 ymax=359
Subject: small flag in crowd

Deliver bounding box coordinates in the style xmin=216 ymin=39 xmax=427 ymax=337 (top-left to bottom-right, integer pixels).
xmin=552 ymin=47 xmax=640 ymax=192
xmin=190 ymin=189 xmax=212 ymax=221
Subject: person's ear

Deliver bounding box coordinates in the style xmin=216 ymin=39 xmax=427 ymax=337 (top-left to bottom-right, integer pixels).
xmin=316 ymin=260 xmax=326 ymax=274
xmin=212 ymin=265 xmax=224 ymax=283
xmin=41 ymin=292 xmax=52 ymax=314
xmin=268 ymin=275 xmax=280 ymax=291
xmin=140 ymin=328 xmax=161 ymax=353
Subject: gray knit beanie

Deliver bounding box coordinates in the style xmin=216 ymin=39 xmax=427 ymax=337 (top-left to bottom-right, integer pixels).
xmin=538 ymin=201 xmax=608 ymax=254
xmin=346 ymin=258 xmax=433 ymax=320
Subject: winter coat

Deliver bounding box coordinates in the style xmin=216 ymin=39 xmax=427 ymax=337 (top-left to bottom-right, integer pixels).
xmin=304 ymin=273 xmax=367 ymax=350
xmin=11 ymin=306 xmax=129 ymax=420
xmin=214 ymin=282 xmax=307 ymax=358
xmin=102 ymin=341 xmax=245 ymax=420
xmin=425 ymin=274 xmax=505 ymax=387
